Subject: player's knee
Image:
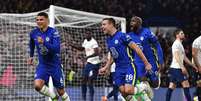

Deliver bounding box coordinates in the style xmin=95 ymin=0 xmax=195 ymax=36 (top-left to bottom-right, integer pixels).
xmin=34 ymin=84 xmax=43 ymax=91
xmin=151 ymin=80 xmax=159 ymax=88
xmin=197 ymin=82 xmax=201 ymax=87
xmin=124 ymin=87 xmax=134 ymax=95
xmin=34 ymin=80 xmax=44 ymax=91
xmin=57 ymin=88 xmax=65 ymax=96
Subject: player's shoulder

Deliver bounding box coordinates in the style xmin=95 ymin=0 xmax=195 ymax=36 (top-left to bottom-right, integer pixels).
xmin=48 ymin=27 xmax=60 ymax=37
xmin=193 ymin=36 xmax=201 ymax=46
xmin=29 ymin=27 xmax=39 ymax=36
xmin=48 ymin=26 xmax=58 ymax=33
xmin=142 ymin=27 xmax=154 ymax=35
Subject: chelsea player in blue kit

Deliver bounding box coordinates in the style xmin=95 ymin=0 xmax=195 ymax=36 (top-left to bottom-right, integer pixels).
xmin=28 ymin=12 xmax=70 ymax=101
xmin=128 ymin=16 xmax=164 ymax=90
xmin=99 ymin=18 xmax=152 ymax=101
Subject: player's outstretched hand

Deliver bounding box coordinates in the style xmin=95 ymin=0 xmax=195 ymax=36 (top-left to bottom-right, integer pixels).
xmin=27 ymin=57 xmax=33 ymax=65
xmin=37 ymin=37 xmax=44 ymax=44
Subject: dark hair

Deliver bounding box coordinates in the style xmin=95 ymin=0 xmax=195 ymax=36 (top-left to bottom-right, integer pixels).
xmin=37 ymin=12 xmax=48 ymax=18
xmin=102 ymin=18 xmax=116 ymax=26
xmin=173 ymin=28 xmax=183 ymax=38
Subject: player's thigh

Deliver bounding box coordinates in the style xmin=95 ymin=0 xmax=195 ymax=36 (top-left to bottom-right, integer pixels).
xmin=135 ymin=63 xmax=146 ymax=79
xmin=168 ymin=82 xmax=176 ymax=89
xmin=125 ymin=63 xmax=137 ymax=86
xmin=181 ymin=80 xmax=190 ymax=88
xmin=118 ymin=85 xmax=125 ymax=96
xmin=124 ymin=84 xmax=134 ymax=95
xmin=51 ymin=66 xmax=65 ymax=89
xmin=113 ymin=70 xmax=126 ymax=87
xmin=84 ymin=63 xmax=100 ymax=80
xmin=34 ymin=64 xmax=49 ymax=85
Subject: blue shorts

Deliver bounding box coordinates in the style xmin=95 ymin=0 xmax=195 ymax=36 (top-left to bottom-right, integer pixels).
xmin=113 ymin=63 xmax=137 ymax=87
xmin=135 ymin=62 xmax=159 ymax=81
xmin=82 ymin=62 xmax=100 ymax=80
xmin=34 ymin=64 xmax=64 ymax=89
xmin=168 ymin=68 xmax=188 ymax=84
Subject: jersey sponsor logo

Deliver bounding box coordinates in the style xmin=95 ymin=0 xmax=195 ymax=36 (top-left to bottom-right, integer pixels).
xmin=39 ymin=44 xmax=48 ymax=55
xmin=110 ymin=47 xmax=119 ymax=59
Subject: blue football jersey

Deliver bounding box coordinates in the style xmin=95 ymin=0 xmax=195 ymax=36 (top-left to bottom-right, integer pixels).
xmin=29 ymin=26 xmax=61 ymax=66
xmin=106 ymin=31 xmax=134 ymax=69
xmin=128 ymin=27 xmax=164 ymax=67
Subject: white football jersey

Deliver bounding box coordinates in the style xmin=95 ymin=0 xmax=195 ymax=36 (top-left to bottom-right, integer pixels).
xmin=192 ymin=36 xmax=201 ymax=65
xmin=82 ymin=38 xmax=100 ymax=64
xmin=170 ymin=40 xmax=185 ymax=69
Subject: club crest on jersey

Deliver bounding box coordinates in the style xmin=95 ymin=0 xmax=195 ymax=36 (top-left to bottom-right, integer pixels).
xmin=140 ymin=36 xmax=144 ymax=41
xmin=114 ymin=40 xmax=118 ymax=44
xmin=45 ymin=37 xmax=50 ymax=42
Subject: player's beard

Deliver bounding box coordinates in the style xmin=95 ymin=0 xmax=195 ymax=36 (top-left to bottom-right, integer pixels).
xmin=131 ymin=26 xmax=138 ymax=33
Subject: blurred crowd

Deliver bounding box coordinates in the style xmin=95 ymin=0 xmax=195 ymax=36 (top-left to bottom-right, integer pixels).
xmin=0 ymin=0 xmax=201 ymax=87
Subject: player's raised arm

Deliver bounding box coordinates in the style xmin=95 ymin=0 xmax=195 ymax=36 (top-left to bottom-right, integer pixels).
xmin=147 ymin=30 xmax=164 ymax=65
xmin=128 ymin=42 xmax=152 ymax=70
xmin=121 ymin=33 xmax=152 ymax=71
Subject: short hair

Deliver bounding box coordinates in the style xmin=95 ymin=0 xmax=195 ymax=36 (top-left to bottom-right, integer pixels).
xmin=173 ymin=28 xmax=183 ymax=37
xmin=133 ymin=16 xmax=142 ymax=25
xmin=37 ymin=12 xmax=48 ymax=18
xmin=102 ymin=18 xmax=116 ymax=26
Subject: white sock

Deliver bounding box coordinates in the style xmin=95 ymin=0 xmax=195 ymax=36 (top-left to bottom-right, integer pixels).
xmin=62 ymin=92 xmax=70 ymax=101
xmin=39 ymin=85 xmax=56 ymax=98
xmin=134 ymin=87 xmax=139 ymax=94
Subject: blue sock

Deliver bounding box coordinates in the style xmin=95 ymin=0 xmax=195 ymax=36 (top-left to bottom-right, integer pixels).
xmin=166 ymin=88 xmax=173 ymax=101
xmin=107 ymin=85 xmax=118 ymax=101
xmin=183 ymin=87 xmax=191 ymax=101
xmin=113 ymin=85 xmax=119 ymax=101
xmin=81 ymin=84 xmax=87 ymax=101
xmin=88 ymin=84 xmax=94 ymax=101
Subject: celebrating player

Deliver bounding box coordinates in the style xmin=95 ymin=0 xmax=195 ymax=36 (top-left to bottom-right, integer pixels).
xmin=99 ymin=17 xmax=152 ymax=101
xmin=127 ymin=16 xmax=164 ymax=100
xmin=28 ymin=12 xmax=70 ymax=101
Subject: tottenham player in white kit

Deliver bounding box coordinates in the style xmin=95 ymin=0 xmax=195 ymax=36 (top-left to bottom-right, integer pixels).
xmin=166 ymin=29 xmax=197 ymax=101
xmin=70 ymin=29 xmax=101 ymax=101
xmin=192 ymin=35 xmax=201 ymax=101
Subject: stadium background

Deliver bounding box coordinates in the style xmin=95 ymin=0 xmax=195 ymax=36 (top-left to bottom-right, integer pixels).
xmin=0 ymin=0 xmax=200 ymax=101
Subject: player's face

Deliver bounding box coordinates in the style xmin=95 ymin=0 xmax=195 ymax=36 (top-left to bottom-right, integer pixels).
xmin=85 ymin=31 xmax=92 ymax=40
xmin=130 ymin=17 xmax=140 ymax=32
xmin=101 ymin=20 xmax=112 ymax=35
xmin=36 ymin=16 xmax=49 ymax=29
xmin=179 ymin=31 xmax=185 ymax=40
